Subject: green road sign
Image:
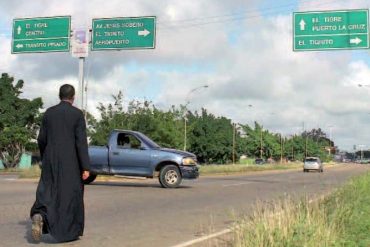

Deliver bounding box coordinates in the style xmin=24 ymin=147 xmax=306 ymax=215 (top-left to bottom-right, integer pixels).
xmin=12 ymin=16 xmax=71 ymax=54
xmin=91 ymin=16 xmax=156 ymax=51
xmin=293 ymin=9 xmax=369 ymax=51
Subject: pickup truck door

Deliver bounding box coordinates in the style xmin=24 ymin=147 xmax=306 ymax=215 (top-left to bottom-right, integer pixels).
xmin=109 ymin=133 xmax=152 ymax=176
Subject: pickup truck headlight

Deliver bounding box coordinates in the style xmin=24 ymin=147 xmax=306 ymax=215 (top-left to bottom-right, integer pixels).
xmin=182 ymin=157 xmax=197 ymax=166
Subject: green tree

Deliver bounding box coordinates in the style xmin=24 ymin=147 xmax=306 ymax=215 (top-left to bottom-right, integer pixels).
xmin=87 ymin=91 xmax=336 ymax=164
xmin=87 ymin=91 xmax=129 ymax=145
xmin=0 ymin=73 xmax=43 ymax=168
xmin=240 ymin=122 xmax=282 ymax=160
xmin=282 ymin=130 xmax=331 ymax=162
xmin=239 ymin=124 xmax=333 ymax=162
xmin=88 ymin=92 xmax=184 ymax=149
xmin=187 ymin=109 xmax=236 ymax=164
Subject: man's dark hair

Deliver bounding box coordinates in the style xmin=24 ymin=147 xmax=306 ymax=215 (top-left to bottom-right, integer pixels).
xmin=59 ymin=84 xmax=75 ymax=100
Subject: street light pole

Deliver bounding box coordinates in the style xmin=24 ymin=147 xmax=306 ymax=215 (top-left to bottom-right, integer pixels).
xmin=184 ymin=85 xmax=209 ymax=151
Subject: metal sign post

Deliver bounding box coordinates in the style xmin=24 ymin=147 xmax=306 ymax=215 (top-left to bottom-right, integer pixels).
xmin=78 ymin=58 xmax=85 ymax=110
xmin=72 ymin=29 xmax=89 ymax=111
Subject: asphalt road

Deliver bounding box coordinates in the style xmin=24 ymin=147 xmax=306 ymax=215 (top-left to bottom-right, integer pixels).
xmin=0 ymin=164 xmax=369 ymax=247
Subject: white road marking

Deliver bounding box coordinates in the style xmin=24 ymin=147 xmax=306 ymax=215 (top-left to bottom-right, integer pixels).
xmin=4 ymin=178 xmax=16 ymax=181
xmin=222 ymin=182 xmax=252 ymax=187
xmin=171 ymin=228 xmax=232 ymax=247
xmin=172 ymin=190 xmax=334 ymax=247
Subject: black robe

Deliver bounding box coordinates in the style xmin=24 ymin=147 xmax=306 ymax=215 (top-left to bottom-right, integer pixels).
xmin=30 ymin=101 xmax=90 ymax=242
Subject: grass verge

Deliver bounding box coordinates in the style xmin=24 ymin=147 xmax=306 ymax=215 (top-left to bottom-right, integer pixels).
xmin=199 ymin=163 xmax=303 ymax=176
xmin=18 ymin=165 xmax=41 ymax=178
xmin=15 ymin=162 xmax=336 ymax=179
xmin=233 ymin=171 xmax=370 ymax=247
xmin=0 ymin=167 xmax=22 ymax=173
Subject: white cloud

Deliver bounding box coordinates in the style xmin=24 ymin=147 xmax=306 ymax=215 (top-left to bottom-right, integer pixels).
xmin=1 ymin=0 xmax=370 ymax=151
xmin=298 ymin=0 xmax=369 ymax=11
xmin=0 ymin=37 xmax=15 ymax=71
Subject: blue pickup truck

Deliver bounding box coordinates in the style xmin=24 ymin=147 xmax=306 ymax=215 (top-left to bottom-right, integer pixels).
xmin=85 ymin=130 xmax=199 ymax=188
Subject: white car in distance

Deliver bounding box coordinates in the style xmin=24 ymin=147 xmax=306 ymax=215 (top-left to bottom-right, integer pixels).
xmin=303 ymin=157 xmax=323 ymax=173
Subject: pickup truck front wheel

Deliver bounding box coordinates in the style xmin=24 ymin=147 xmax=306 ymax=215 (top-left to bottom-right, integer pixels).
xmin=159 ymin=165 xmax=182 ymax=188
xmin=83 ymin=174 xmax=97 ymax=185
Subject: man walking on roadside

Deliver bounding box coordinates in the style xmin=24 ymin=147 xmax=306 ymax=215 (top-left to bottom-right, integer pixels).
xmin=30 ymin=84 xmax=90 ymax=243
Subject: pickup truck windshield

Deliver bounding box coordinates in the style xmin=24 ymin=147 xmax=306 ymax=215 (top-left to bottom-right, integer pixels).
xmin=137 ymin=132 xmax=161 ymax=149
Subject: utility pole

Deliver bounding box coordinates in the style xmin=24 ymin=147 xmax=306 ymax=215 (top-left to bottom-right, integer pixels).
xmin=280 ymin=133 xmax=283 ymax=163
xmin=184 ymin=115 xmax=187 ymax=151
xmin=260 ymin=128 xmax=263 ymax=159
xmin=358 ymin=144 xmax=365 ymax=162
xmin=305 ymin=135 xmax=308 ymax=158
xmin=232 ymin=123 xmax=236 ymax=164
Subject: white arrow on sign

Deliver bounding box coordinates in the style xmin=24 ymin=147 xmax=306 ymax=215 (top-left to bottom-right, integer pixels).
xmin=17 ymin=26 xmax=22 ymax=35
xmin=138 ymin=29 xmax=150 ymax=37
xmin=16 ymin=44 xmax=24 ymax=49
xmin=299 ymin=19 xmax=306 ymax=31
xmin=350 ymin=37 xmax=362 ymax=45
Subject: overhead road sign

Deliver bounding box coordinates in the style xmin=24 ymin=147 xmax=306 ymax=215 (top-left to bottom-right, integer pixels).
xmin=91 ymin=16 xmax=156 ymax=51
xmin=293 ymin=9 xmax=369 ymax=51
xmin=12 ymin=16 xmax=71 ymax=53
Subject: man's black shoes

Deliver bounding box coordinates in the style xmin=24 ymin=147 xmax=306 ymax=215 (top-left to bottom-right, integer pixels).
xmin=31 ymin=214 xmax=43 ymax=242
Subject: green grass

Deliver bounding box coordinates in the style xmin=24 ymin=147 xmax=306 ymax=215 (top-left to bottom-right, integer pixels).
xmin=199 ymin=162 xmax=303 ymax=176
xmin=14 ymin=162 xmax=335 ymax=179
xmin=0 ymin=168 xmax=20 ymax=173
xmin=14 ymin=162 xmax=304 ymax=179
xmin=238 ymin=158 xmax=256 ymax=165
xmin=18 ymin=165 xmax=41 ymax=178
xmin=327 ymin=172 xmax=370 ymax=246
xmin=233 ymin=171 xmax=370 ymax=247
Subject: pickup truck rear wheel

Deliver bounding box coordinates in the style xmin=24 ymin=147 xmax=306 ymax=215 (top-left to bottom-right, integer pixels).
xmin=83 ymin=174 xmax=97 ymax=185
xmin=159 ymin=165 xmax=182 ymax=188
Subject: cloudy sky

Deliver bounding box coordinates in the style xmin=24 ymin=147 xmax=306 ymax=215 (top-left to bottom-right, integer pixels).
xmin=1 ymin=0 xmax=370 ymax=151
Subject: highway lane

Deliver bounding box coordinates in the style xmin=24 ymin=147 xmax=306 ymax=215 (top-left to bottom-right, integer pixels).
xmin=0 ymin=164 xmax=369 ymax=247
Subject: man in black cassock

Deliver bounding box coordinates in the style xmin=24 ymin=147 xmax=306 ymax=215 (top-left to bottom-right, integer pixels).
xmin=30 ymin=84 xmax=90 ymax=243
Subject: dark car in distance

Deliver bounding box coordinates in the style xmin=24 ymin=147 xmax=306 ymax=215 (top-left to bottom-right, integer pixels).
xmin=255 ymin=158 xmax=266 ymax=165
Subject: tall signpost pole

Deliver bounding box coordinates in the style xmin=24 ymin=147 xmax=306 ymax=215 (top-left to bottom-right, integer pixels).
xmin=71 ymin=29 xmax=89 ymax=112
xmin=78 ymin=58 xmax=85 ymax=110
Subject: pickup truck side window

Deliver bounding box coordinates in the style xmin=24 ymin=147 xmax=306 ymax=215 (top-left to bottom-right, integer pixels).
xmin=117 ymin=133 xmax=142 ymax=149
xmin=117 ymin=133 xmax=131 ymax=148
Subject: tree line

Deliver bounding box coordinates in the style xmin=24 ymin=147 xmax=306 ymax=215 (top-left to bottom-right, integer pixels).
xmin=0 ymin=74 xmax=334 ymax=168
